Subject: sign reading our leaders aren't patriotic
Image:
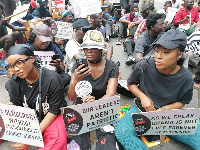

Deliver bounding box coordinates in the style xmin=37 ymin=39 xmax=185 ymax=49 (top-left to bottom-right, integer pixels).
xmin=62 ymin=95 xmax=120 ymax=135
xmin=132 ymin=109 xmax=200 ymax=136
xmin=0 ymin=104 xmax=43 ymax=147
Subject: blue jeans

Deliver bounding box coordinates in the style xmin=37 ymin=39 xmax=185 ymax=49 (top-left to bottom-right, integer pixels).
xmin=114 ymin=104 xmax=200 ymax=150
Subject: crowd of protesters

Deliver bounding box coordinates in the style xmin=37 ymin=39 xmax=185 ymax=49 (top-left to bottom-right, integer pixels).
xmin=1 ymin=0 xmax=200 ymax=150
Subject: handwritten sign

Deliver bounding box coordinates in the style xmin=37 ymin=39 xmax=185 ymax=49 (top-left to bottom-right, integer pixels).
xmin=51 ymin=0 xmax=65 ymax=9
xmin=132 ymin=109 xmax=200 ymax=136
xmin=62 ymin=95 xmax=120 ymax=135
xmin=69 ymin=0 xmax=102 ymax=18
xmin=34 ymin=51 xmax=55 ymax=71
xmin=0 ymin=104 xmax=43 ymax=147
xmin=54 ymin=21 xmax=73 ymax=39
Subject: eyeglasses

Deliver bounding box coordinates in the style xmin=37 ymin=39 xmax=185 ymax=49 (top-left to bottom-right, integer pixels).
xmin=5 ymin=57 xmax=30 ymax=71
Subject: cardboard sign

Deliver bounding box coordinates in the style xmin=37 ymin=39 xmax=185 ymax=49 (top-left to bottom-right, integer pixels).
xmin=54 ymin=21 xmax=73 ymax=39
xmin=51 ymin=0 xmax=65 ymax=9
xmin=132 ymin=109 xmax=200 ymax=136
xmin=34 ymin=51 xmax=55 ymax=71
xmin=0 ymin=104 xmax=43 ymax=147
xmin=69 ymin=0 xmax=102 ymax=18
xmin=62 ymin=95 xmax=120 ymax=135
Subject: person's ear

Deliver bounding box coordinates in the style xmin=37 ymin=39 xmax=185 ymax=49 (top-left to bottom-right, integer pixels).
xmin=177 ymin=51 xmax=183 ymax=59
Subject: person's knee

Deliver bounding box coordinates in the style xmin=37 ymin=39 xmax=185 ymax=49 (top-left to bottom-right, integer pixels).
xmin=4 ymin=35 xmax=13 ymax=43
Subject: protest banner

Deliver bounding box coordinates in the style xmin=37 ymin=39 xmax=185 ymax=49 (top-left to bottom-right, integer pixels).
xmin=62 ymin=95 xmax=120 ymax=135
xmin=69 ymin=0 xmax=102 ymax=18
xmin=51 ymin=0 xmax=65 ymax=18
xmin=0 ymin=104 xmax=43 ymax=147
xmin=54 ymin=21 xmax=73 ymax=39
xmin=34 ymin=51 xmax=55 ymax=71
xmin=132 ymin=108 xmax=200 ymax=136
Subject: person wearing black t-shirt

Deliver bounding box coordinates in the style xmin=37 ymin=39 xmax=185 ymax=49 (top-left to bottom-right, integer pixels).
xmin=6 ymin=44 xmax=67 ymax=150
xmin=115 ymin=30 xmax=200 ymax=150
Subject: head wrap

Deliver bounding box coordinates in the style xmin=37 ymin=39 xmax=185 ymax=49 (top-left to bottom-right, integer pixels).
xmin=6 ymin=44 xmax=34 ymax=58
xmin=60 ymin=10 xmax=70 ymax=18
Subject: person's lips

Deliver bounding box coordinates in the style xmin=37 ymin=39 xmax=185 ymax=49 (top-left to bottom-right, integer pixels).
xmin=155 ymin=61 xmax=161 ymax=65
xmin=17 ymin=72 xmax=24 ymax=77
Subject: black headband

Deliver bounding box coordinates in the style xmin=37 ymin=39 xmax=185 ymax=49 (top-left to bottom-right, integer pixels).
xmin=6 ymin=44 xmax=34 ymax=58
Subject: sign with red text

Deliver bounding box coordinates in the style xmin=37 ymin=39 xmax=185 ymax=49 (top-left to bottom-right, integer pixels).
xmin=132 ymin=108 xmax=200 ymax=136
xmin=62 ymin=95 xmax=120 ymax=135
xmin=0 ymin=104 xmax=43 ymax=147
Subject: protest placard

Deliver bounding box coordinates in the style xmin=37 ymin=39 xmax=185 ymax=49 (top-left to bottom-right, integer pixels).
xmin=132 ymin=109 xmax=200 ymax=136
xmin=69 ymin=0 xmax=102 ymax=18
xmin=0 ymin=104 xmax=43 ymax=147
xmin=54 ymin=21 xmax=73 ymax=39
xmin=34 ymin=51 xmax=55 ymax=71
xmin=51 ymin=0 xmax=65 ymax=9
xmin=62 ymin=95 xmax=120 ymax=135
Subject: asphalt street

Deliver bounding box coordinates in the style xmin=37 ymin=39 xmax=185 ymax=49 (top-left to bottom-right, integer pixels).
xmin=0 ymin=0 xmax=198 ymax=149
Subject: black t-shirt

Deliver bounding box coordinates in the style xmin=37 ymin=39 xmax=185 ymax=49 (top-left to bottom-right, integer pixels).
xmin=72 ymin=59 xmax=119 ymax=104
xmin=127 ymin=58 xmax=193 ymax=108
xmin=8 ymin=68 xmax=66 ymax=120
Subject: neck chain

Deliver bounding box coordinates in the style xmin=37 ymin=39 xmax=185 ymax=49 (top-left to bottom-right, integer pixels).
xmin=26 ymin=75 xmax=39 ymax=88
xmin=88 ymin=58 xmax=102 ymax=65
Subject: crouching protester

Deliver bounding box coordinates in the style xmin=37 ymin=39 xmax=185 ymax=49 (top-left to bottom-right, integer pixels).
xmin=6 ymin=44 xmax=67 ymax=150
xmin=114 ymin=29 xmax=200 ymax=150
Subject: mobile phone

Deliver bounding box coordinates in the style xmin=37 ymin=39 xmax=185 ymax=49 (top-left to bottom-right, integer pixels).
xmin=50 ymin=54 xmax=60 ymax=63
xmin=52 ymin=54 xmax=60 ymax=60
xmin=76 ymin=58 xmax=88 ymax=69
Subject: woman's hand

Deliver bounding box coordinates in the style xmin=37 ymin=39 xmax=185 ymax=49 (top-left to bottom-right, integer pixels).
xmin=82 ymin=95 xmax=95 ymax=103
xmin=140 ymin=96 xmax=156 ymax=112
xmin=11 ymin=143 xmax=30 ymax=150
xmin=73 ymin=64 xmax=91 ymax=83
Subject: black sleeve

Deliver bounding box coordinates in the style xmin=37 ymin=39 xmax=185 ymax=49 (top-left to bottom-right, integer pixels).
xmin=127 ymin=59 xmax=147 ymax=85
xmin=46 ymin=71 xmax=65 ymax=115
xmin=135 ymin=35 xmax=146 ymax=54
xmin=8 ymin=77 xmax=23 ymax=107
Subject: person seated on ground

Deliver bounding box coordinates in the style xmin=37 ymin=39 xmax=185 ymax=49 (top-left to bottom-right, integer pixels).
xmin=26 ymin=23 xmax=71 ymax=87
xmin=65 ymin=18 xmax=91 ymax=73
xmin=196 ymin=0 xmax=200 ymax=15
xmin=114 ymin=29 xmax=200 ymax=150
xmin=32 ymin=0 xmax=52 ymax=25
xmin=30 ymin=0 xmax=37 ymax=13
xmin=124 ymin=4 xmax=151 ymax=66
xmin=68 ymin=29 xmax=119 ymax=104
xmin=120 ymin=0 xmax=130 ymax=16
xmin=157 ymin=1 xmax=171 ymax=15
xmin=138 ymin=0 xmax=154 ymax=14
xmin=90 ymin=13 xmax=106 ymax=39
xmin=149 ymin=1 xmax=157 ymax=14
xmin=54 ymin=10 xmax=73 ymax=54
xmin=171 ymin=0 xmax=183 ymax=9
xmin=116 ymin=5 xmax=143 ymax=45
xmin=173 ymin=0 xmax=200 ymax=36
xmin=12 ymin=2 xmax=35 ymax=40
xmin=67 ymin=30 xmax=119 ymax=149
xmin=89 ymin=13 xmax=113 ymax=59
xmin=100 ymin=10 xmax=113 ymax=41
xmin=133 ymin=4 xmax=151 ymax=42
xmin=1 ymin=0 xmax=16 ymax=17
xmin=121 ymin=0 xmax=135 ymax=16
xmin=66 ymin=18 xmax=113 ymax=73
xmin=6 ymin=44 xmax=67 ymax=150
xmin=112 ymin=8 xmax=121 ymax=24
xmin=135 ymin=13 xmax=165 ymax=63
xmin=0 ymin=2 xmax=26 ymax=52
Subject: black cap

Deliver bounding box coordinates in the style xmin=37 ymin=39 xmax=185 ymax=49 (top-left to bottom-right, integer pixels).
xmin=154 ymin=29 xmax=187 ymax=49
xmin=141 ymin=4 xmax=150 ymax=13
xmin=73 ymin=18 xmax=91 ymax=29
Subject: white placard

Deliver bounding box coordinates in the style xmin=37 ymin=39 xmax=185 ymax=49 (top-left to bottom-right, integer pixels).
xmin=51 ymin=0 xmax=65 ymax=9
xmin=75 ymin=81 xmax=92 ymax=98
xmin=54 ymin=21 xmax=73 ymax=39
xmin=0 ymin=104 xmax=44 ymax=147
xmin=34 ymin=51 xmax=55 ymax=71
xmin=69 ymin=0 xmax=102 ymax=18
xmin=132 ymin=109 xmax=200 ymax=136
xmin=62 ymin=95 xmax=120 ymax=135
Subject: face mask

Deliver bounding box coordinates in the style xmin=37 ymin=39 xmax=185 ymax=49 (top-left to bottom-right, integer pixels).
xmin=134 ymin=12 xmax=139 ymax=17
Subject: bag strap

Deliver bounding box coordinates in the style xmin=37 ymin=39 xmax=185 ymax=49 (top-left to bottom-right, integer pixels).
xmin=38 ymin=68 xmax=43 ymax=123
